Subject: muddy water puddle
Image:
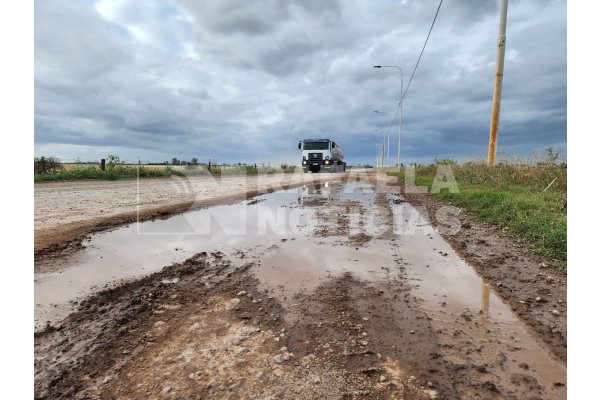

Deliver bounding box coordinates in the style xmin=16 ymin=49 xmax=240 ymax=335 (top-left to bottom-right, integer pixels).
xmin=389 ymin=198 xmax=566 ymax=398
xmin=35 ymin=175 xmax=566 ymax=397
xmin=255 ymin=237 xmax=398 ymax=300
xmin=255 ymin=187 xmax=565 ymax=397
xmin=34 ymin=179 xmax=371 ymax=329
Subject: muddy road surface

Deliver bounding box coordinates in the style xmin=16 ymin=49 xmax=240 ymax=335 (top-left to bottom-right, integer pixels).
xmin=35 ymin=171 xmax=566 ymax=399
xmin=35 ymin=172 xmax=343 ymax=254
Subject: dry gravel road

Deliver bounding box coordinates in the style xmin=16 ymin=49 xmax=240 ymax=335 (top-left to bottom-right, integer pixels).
xmin=34 ymin=170 xmax=566 ymax=399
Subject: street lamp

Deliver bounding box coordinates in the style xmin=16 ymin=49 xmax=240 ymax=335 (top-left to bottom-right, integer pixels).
xmin=373 ymin=65 xmax=404 ymax=172
xmin=373 ymin=110 xmax=391 ymax=167
xmin=373 ymin=129 xmax=381 ymax=167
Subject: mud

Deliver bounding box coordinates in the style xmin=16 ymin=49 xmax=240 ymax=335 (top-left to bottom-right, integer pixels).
xmin=400 ymin=187 xmax=567 ymax=362
xmin=36 ymin=250 xmax=442 ymax=399
xmin=34 ymin=171 xmax=567 ymax=399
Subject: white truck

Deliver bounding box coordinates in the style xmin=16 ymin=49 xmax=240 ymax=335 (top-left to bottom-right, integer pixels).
xmin=298 ymin=139 xmax=346 ymax=173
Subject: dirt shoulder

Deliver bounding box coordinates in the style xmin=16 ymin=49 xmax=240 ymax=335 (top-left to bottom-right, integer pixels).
xmin=400 ymin=187 xmax=567 ymax=362
xmin=35 ymin=172 xmax=350 ymax=257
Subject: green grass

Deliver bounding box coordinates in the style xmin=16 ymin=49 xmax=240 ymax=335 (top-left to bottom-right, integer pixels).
xmin=34 ymin=165 xmax=176 ymax=182
xmin=34 ymin=164 xmax=297 ymax=182
xmin=389 ymin=161 xmax=567 ymax=271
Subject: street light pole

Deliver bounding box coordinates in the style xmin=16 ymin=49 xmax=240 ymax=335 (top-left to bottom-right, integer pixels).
xmin=374 ymin=65 xmax=404 ymax=172
xmin=373 ymin=110 xmax=390 ymax=167
xmin=373 ymin=129 xmax=381 ymax=168
xmin=387 ymin=130 xmax=390 ymax=165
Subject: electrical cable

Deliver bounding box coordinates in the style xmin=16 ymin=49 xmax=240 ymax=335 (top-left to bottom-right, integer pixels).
xmin=382 ymin=0 xmax=444 ymax=151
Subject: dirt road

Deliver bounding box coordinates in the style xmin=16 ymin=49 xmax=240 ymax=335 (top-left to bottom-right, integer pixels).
xmin=34 ymin=171 xmax=566 ymax=399
xmin=35 ymin=172 xmax=342 ymax=254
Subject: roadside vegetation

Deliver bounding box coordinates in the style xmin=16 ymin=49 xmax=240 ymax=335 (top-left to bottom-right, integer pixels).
xmin=389 ymin=147 xmax=567 ymax=270
xmin=34 ymin=156 xmax=297 ymax=183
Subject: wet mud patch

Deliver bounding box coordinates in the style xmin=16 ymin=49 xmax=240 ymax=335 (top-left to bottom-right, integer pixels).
xmin=313 ymin=199 xmax=360 ymax=239
xmin=401 ymin=189 xmax=567 ymax=362
xmin=283 ymin=272 xmax=455 ymax=399
xmin=35 ymin=252 xmax=280 ymax=399
xmin=348 ymin=232 xmax=373 ymax=245
xmin=35 ymin=250 xmax=436 ymax=400
xmin=282 ymin=271 xmax=553 ymax=399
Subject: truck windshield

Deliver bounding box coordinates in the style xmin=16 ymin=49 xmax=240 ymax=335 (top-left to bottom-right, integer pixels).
xmin=303 ymin=142 xmax=329 ymax=150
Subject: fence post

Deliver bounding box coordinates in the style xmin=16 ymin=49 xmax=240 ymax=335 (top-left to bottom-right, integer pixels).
xmin=40 ymin=157 xmax=46 ymax=173
xmin=101 ymin=159 xmax=106 ymax=171
xmin=208 ymin=161 xmax=211 ymax=172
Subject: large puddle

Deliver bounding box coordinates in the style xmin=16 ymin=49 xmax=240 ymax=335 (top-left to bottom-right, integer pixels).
xmin=35 ymin=174 xmax=565 ymax=398
xmin=35 ymin=179 xmax=366 ymax=328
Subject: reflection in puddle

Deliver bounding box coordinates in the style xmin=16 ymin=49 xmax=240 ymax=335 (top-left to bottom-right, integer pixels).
xmin=481 ymin=281 xmax=491 ymax=322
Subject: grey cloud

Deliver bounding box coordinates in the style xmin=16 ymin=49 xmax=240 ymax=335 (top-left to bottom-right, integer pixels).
xmin=444 ymin=0 xmax=498 ymax=25
xmin=177 ymin=0 xmax=292 ymax=35
xmin=178 ymin=87 xmax=211 ymax=99
xmin=35 ymin=1 xmax=132 ymax=81
xmin=35 ymin=0 xmax=566 ymax=165
xmin=259 ymin=41 xmax=321 ymax=76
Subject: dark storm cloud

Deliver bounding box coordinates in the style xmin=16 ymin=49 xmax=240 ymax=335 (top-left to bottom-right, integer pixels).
xmin=35 ymin=0 xmax=566 ymax=164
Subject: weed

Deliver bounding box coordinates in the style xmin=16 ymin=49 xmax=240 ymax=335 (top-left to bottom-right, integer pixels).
xmin=389 ymin=151 xmax=567 ymax=270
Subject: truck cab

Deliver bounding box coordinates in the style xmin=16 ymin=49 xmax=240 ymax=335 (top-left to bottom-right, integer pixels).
xmin=298 ymin=139 xmax=346 ymax=173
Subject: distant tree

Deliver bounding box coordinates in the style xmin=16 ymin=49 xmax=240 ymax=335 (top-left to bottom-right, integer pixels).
xmin=172 ymin=158 xmax=179 ymax=165
xmin=106 ymin=154 xmax=124 ymax=169
xmin=191 ymin=157 xmax=198 ymax=165
xmin=107 ymin=154 xmax=122 ymax=165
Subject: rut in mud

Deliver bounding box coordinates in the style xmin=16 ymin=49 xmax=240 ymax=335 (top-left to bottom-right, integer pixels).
xmin=34 ymin=171 xmax=566 ymax=399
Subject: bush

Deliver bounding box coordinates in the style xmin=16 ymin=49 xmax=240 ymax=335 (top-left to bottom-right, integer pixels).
xmin=34 ymin=157 xmax=62 ymax=174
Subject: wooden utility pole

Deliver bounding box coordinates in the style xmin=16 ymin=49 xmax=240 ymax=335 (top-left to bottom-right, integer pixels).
xmin=487 ymin=0 xmax=509 ymax=167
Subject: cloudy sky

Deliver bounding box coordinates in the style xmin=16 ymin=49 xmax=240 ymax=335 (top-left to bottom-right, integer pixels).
xmin=34 ymin=0 xmax=566 ymax=165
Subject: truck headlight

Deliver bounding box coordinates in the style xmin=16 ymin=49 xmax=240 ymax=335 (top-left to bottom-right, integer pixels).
xmin=302 ymin=160 xmax=307 ymax=165
xmin=324 ymin=160 xmax=330 ymax=165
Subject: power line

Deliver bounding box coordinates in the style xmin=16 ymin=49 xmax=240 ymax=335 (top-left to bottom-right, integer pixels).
xmin=402 ymin=0 xmax=444 ymax=103
xmin=382 ymin=0 xmax=444 ymax=148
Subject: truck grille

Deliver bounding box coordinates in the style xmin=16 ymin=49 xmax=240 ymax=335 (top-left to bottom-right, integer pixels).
xmin=308 ymin=153 xmax=323 ymax=161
